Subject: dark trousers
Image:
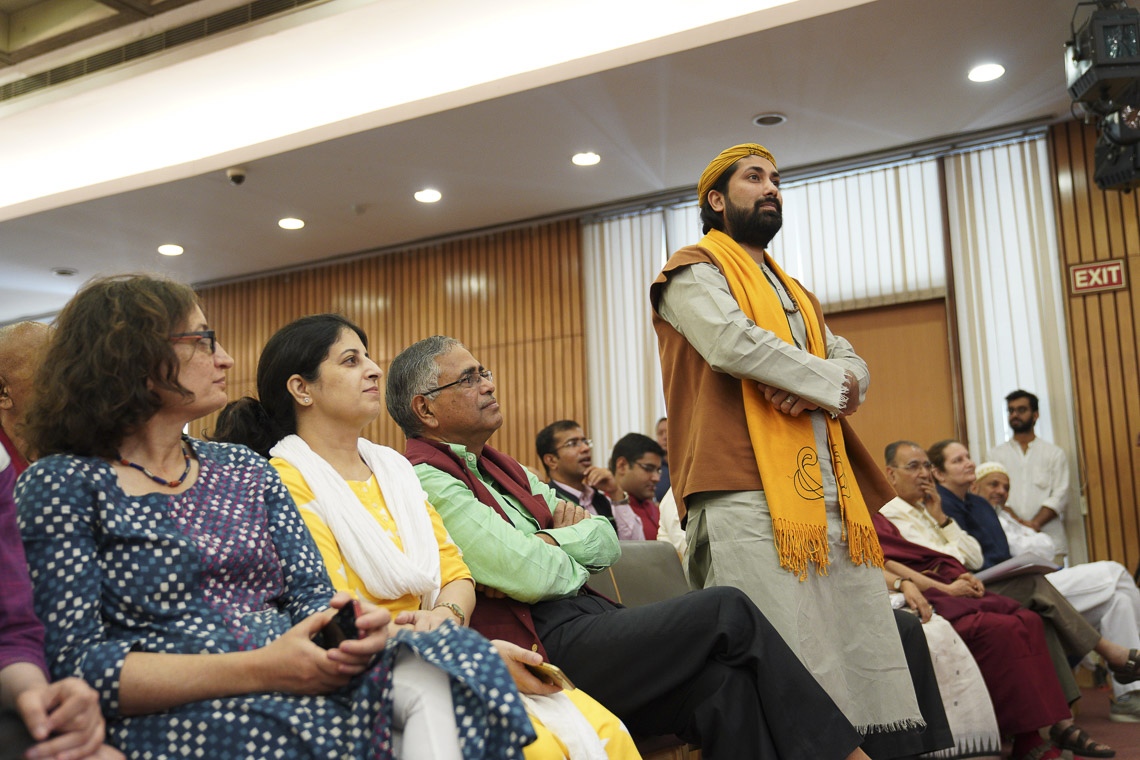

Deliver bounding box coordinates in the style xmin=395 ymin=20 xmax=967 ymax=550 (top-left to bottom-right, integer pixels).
xmin=0 ymin=710 xmax=35 ymax=760
xmin=531 ymin=585 xmax=863 ymax=760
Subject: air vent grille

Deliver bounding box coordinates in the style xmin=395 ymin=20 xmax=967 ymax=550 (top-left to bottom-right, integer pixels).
xmin=0 ymin=0 xmax=319 ymax=103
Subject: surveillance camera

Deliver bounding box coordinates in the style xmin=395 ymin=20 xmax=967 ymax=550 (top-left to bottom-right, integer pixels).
xmin=226 ymin=167 xmax=247 ymax=186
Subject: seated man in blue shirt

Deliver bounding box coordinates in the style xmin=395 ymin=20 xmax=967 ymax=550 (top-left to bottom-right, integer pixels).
xmin=385 ymin=335 xmax=871 ymax=760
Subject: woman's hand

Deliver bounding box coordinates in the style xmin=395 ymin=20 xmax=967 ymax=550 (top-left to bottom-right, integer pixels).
xmin=16 ymin=675 xmax=120 ymax=760
xmin=326 ymin=595 xmax=390 ymax=676
xmin=490 ymin=640 xmax=561 ymax=696
xmin=391 ymin=606 xmax=455 ymax=633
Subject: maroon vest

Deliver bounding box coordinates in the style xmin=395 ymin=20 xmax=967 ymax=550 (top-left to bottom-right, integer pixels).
xmin=405 ymin=437 xmax=555 ymax=659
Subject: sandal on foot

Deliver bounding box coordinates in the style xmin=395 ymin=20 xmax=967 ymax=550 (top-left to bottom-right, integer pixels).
xmin=1048 ymin=723 xmax=1115 ymax=758
xmin=1109 ymin=648 xmax=1140 ymax=685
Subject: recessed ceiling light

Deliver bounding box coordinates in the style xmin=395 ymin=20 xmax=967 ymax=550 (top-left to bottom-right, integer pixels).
xmin=414 ymin=189 xmax=442 ymax=203
xmin=968 ymin=63 xmax=1005 ymax=82
xmin=278 ymin=217 xmax=305 ymax=230
xmin=572 ymin=152 xmax=601 ymax=166
xmin=752 ymin=112 xmax=787 ymax=127
xmin=51 ymin=267 xmax=77 ymax=277
xmin=157 ymin=244 xmax=184 ymax=256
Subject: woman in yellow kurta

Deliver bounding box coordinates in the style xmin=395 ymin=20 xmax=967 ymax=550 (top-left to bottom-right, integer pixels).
xmin=217 ymin=313 xmax=639 ymax=760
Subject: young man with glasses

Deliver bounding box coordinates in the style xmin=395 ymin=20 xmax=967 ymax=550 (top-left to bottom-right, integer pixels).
xmin=879 ymin=440 xmax=984 ymax=570
xmin=609 ymin=433 xmax=665 ymax=541
xmin=535 ymin=420 xmax=644 ymax=540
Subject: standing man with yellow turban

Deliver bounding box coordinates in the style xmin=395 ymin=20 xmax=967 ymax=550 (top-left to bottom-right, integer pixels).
xmin=651 ymin=144 xmax=930 ymax=756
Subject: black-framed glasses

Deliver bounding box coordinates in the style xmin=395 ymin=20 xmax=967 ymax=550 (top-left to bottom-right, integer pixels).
xmin=633 ymin=461 xmax=662 ymax=475
xmin=169 ymin=330 xmax=216 ymax=354
xmin=556 ymin=437 xmax=592 ymax=451
xmin=423 ymin=369 xmax=493 ymax=395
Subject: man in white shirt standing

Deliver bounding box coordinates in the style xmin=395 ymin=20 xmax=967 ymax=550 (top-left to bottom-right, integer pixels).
xmin=987 ymin=390 xmax=1070 ymax=561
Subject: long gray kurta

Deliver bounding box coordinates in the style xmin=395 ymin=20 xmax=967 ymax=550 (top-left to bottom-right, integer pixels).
xmin=658 ymin=261 xmax=923 ymax=738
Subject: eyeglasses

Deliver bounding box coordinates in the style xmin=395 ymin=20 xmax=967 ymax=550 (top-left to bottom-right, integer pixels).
xmin=556 ymin=437 xmax=592 ymax=451
xmin=893 ymin=460 xmax=934 ymax=473
xmin=169 ymin=330 xmax=216 ymax=354
xmin=423 ymin=369 xmax=493 ymax=395
xmin=633 ymin=461 xmax=662 ymax=475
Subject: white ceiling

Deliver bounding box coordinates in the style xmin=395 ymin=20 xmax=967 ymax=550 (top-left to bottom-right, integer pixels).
xmin=0 ymin=0 xmax=1084 ymax=323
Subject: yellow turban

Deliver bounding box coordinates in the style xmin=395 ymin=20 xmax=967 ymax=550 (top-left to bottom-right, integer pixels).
xmin=697 ymin=143 xmax=777 ymax=205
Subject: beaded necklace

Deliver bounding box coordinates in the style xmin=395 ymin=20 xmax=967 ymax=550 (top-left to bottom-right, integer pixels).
xmin=117 ymin=437 xmax=193 ymax=488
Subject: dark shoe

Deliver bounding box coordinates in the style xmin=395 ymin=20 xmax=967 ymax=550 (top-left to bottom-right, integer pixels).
xmin=1108 ymin=648 xmax=1140 ymax=685
xmin=1048 ymin=723 xmax=1115 ymax=758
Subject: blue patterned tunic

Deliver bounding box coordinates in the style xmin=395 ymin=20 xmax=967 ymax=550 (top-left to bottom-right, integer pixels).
xmin=16 ymin=440 xmax=532 ymax=759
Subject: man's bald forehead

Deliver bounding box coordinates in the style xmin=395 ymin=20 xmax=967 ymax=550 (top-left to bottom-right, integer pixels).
xmin=0 ymin=321 xmax=51 ymax=371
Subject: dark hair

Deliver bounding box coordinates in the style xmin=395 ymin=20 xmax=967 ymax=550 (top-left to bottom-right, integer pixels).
xmin=698 ymin=160 xmax=739 ymax=234
xmin=926 ymin=439 xmax=961 ymax=472
xmin=884 ymin=440 xmax=923 ymax=467
xmin=609 ymin=432 xmax=665 ymax=473
xmin=1005 ymin=389 xmax=1039 ymax=413
xmin=535 ymin=420 xmax=582 ymax=475
xmin=386 ymin=336 xmax=462 ymax=438
xmin=26 ymin=275 xmax=199 ymax=459
xmin=212 ymin=314 xmax=366 ymax=457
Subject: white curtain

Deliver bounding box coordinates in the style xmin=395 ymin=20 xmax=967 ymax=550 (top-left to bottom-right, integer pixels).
xmin=581 ymin=211 xmax=666 ymax=457
xmin=944 ymin=137 xmax=1085 ymax=562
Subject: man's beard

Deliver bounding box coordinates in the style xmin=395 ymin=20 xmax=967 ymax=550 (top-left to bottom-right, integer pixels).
xmin=1010 ymin=417 xmax=1035 ymax=434
xmin=724 ymin=197 xmax=783 ymax=249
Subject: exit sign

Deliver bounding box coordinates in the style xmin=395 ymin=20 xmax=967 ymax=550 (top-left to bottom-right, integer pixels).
xmin=1069 ymin=260 xmax=1128 ymax=295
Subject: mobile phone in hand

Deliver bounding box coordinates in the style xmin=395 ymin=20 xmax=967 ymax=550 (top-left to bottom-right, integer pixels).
xmin=524 ymin=661 xmax=576 ymax=690
xmin=311 ymin=602 xmax=359 ymax=649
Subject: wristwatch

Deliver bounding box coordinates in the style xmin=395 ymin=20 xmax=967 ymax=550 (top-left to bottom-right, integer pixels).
xmin=893 ymin=577 xmax=906 ymax=591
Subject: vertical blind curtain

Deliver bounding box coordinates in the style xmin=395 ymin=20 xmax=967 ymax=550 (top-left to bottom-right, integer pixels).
xmin=943 ymin=137 xmax=1085 ymax=561
xmin=581 ymin=210 xmax=666 ymax=457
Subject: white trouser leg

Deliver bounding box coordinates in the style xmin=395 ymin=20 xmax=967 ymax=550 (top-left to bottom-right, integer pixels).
xmin=390 ymin=648 xmax=463 ymax=760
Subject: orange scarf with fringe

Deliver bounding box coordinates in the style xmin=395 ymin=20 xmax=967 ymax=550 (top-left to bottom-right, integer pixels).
xmin=698 ymin=229 xmax=883 ymax=580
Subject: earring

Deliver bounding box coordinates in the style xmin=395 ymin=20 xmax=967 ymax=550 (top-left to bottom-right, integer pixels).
xmin=302 ymin=397 xmax=311 ymax=405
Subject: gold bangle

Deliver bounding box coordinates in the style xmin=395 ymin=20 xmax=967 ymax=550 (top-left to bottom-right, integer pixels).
xmin=433 ymin=601 xmax=466 ymax=626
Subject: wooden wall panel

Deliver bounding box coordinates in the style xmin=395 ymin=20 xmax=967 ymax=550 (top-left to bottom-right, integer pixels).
xmin=188 ymin=220 xmax=586 ymax=474
xmin=1050 ymin=120 xmax=1140 ymax=568
xmin=828 ymin=300 xmax=957 ymax=469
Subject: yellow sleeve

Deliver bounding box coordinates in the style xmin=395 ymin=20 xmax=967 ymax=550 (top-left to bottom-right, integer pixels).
xmin=271 ymin=457 xmax=355 ymax=595
xmin=429 ymin=500 xmax=473 ymax=587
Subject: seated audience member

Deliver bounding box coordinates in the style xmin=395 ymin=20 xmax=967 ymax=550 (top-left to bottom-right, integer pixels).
xmin=929 ymin=439 xmax=1139 ymax=755
xmin=608 ymin=433 xmax=664 ymax=541
xmin=974 ymin=461 xmax=1140 ymax=723
xmin=0 ymin=321 xmax=52 ymax=472
xmin=875 ymin=513 xmax=1075 ymax=760
xmin=388 ymin=336 xmax=873 ymax=760
xmin=215 ymin=314 xmax=639 ymax=759
xmin=2 ymin=447 xmax=122 ymax=760
xmin=16 ymin=276 xmax=533 ymax=758
xmin=882 ymin=440 xmax=984 ymax=570
xmin=653 ymin=418 xmax=670 ymax=502
xmin=535 ymin=420 xmax=642 ymax=539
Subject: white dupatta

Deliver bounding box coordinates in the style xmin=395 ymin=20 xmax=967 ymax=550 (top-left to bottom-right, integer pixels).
xmin=271 ymin=435 xmax=442 ymax=608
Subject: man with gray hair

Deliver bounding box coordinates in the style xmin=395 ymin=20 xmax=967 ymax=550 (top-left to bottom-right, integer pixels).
xmin=386 ymin=335 xmax=870 ymax=760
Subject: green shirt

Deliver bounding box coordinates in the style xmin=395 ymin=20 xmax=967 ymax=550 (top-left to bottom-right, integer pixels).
xmin=414 ymin=442 xmax=620 ymax=603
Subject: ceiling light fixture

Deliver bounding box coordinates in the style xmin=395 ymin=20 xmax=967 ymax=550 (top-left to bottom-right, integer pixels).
xmin=968 ymin=63 xmax=1005 ymax=82
xmin=752 ymin=112 xmax=787 ymax=127
xmin=157 ymin=244 xmax=184 ymax=256
xmin=572 ymin=152 xmax=601 ymax=166
xmin=414 ymin=189 xmax=442 ymax=203
xmin=278 ymin=217 xmax=305 ymax=230
xmin=51 ymin=267 xmax=77 ymax=277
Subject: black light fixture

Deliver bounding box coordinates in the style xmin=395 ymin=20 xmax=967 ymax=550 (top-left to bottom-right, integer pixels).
xmin=1066 ymin=0 xmax=1140 ymax=190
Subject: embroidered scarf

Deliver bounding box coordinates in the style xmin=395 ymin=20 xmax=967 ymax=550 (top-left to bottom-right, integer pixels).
xmin=271 ymin=435 xmax=442 ymax=608
xmin=699 ymin=228 xmax=883 ymax=579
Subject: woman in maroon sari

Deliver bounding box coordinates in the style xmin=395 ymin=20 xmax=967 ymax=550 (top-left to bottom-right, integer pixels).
xmin=872 ymin=514 xmax=1070 ymax=760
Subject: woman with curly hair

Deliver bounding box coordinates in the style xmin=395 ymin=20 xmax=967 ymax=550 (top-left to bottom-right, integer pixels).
xmin=16 ymin=274 xmax=533 ymax=759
